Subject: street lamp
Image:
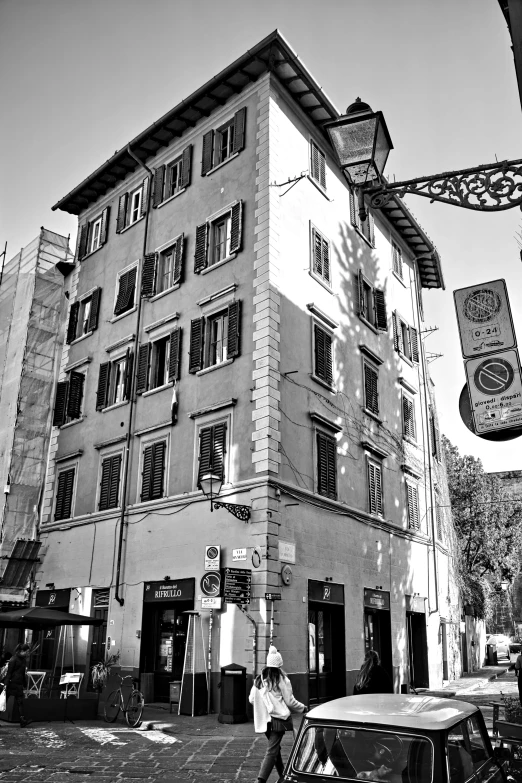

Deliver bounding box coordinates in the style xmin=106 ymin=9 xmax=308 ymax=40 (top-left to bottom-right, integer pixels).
xmin=325 ymin=98 xmax=522 ymax=222
xmin=199 ymin=472 xmax=251 ymax=522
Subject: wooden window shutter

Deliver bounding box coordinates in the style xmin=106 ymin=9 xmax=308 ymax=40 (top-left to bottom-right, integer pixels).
xmin=150 ymin=441 xmax=166 ymax=500
xmin=55 ymin=468 xmax=75 ymax=521
xmin=358 ymin=270 xmax=366 ymax=318
xmin=96 ymin=362 xmax=110 ymax=411
xmin=364 ymin=364 xmax=379 ymax=415
xmin=99 ymin=455 xmax=121 ymax=511
xmin=67 ymin=371 xmax=84 ymax=420
xmin=201 ymin=130 xmax=214 ymax=175
xmin=100 ymin=207 xmax=110 ymax=246
xmin=53 ymin=381 xmax=69 ymax=427
xmin=322 ymin=238 xmax=330 ymax=283
xmin=87 ymin=288 xmax=102 ymax=332
xmin=314 ymin=326 xmax=333 ymax=385
xmin=116 ymin=193 xmax=128 ymax=233
xmin=197 ymin=427 xmax=212 ymax=486
xmin=152 ymin=166 xmax=165 ymax=208
xmin=180 ymin=144 xmax=192 ymax=188
xmin=124 ymin=349 xmax=134 ymax=401
xmin=407 ymin=484 xmax=420 ymax=530
xmin=392 ymin=311 xmax=404 ymax=353
xmin=99 ymin=458 xmax=111 ymax=511
xmin=139 ymin=177 xmax=149 ymax=218
xmin=141 ymin=445 xmax=154 ymax=502
xmin=136 ymin=344 xmax=150 ymax=394
xmin=232 ymin=107 xmax=246 ymax=154
xmin=194 ymin=223 xmax=209 ymax=274
xmin=189 ymin=317 xmax=204 ymax=373
xmin=66 ymin=302 xmax=80 ymax=344
xmin=141 ymin=252 xmax=157 ymax=298
xmin=168 ymin=327 xmax=181 ymax=382
xmin=229 ymin=201 xmax=243 ymax=254
xmin=114 ymin=272 xmax=128 ymax=316
xmin=317 ymin=432 xmax=337 ymax=500
xmin=368 ymin=462 xmax=383 ymax=515
xmin=392 ymin=243 xmax=403 ymax=278
xmin=173 ymin=234 xmax=184 ymax=285
xmin=374 ymin=288 xmax=387 ymax=331
xmin=227 ymin=301 xmax=241 ymax=359
xmin=77 ymin=224 xmax=88 ymax=260
xmin=211 ymin=422 xmax=227 ymax=480
xmin=436 ymin=504 xmax=443 ymax=540
xmin=403 ymin=396 xmax=415 ymax=439
xmin=312 ymin=228 xmax=322 ymax=276
xmin=349 ymin=190 xmax=357 ymax=227
xmin=410 ymin=326 xmax=420 ymax=363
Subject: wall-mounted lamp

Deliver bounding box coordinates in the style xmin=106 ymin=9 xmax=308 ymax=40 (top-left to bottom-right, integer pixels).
xmin=200 ymin=472 xmax=251 ymax=522
xmin=45 ymin=583 xmax=55 ymax=590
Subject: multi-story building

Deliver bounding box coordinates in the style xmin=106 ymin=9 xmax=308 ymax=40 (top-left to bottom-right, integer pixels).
xmin=0 ymin=228 xmax=72 ymax=651
xmin=36 ymin=31 xmax=460 ymax=707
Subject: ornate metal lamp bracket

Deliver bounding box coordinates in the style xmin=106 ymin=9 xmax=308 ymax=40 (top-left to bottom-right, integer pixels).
xmin=364 ymin=157 xmax=522 ymax=214
xmin=213 ymin=501 xmax=251 ymax=522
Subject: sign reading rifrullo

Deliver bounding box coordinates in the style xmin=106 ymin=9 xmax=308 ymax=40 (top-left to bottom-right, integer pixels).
xmin=465 ymin=349 xmax=522 ymax=434
xmin=454 ymin=279 xmax=516 ymax=358
xmin=143 ymin=578 xmax=195 ymax=603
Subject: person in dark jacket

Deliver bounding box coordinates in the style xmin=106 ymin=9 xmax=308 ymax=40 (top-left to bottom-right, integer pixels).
xmin=353 ymin=650 xmax=393 ymax=695
xmin=3 ymin=643 xmax=30 ymax=726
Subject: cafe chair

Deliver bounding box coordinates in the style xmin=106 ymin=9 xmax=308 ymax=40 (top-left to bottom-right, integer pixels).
xmin=59 ymin=672 xmax=84 ymax=698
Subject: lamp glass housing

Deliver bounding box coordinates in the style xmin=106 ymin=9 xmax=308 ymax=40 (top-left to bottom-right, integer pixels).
xmin=325 ymin=110 xmax=393 ymax=185
xmin=200 ymin=472 xmax=223 ymax=500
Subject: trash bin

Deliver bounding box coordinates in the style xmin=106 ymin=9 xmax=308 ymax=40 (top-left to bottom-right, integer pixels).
xmin=486 ymin=643 xmax=498 ymax=665
xmin=218 ymin=663 xmax=247 ymax=724
xmin=169 ymin=680 xmax=181 ymax=714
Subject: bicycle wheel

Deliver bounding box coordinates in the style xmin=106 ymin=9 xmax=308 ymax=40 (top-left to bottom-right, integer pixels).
xmin=104 ymin=689 xmax=121 ymax=722
xmin=125 ymin=689 xmax=144 ymax=727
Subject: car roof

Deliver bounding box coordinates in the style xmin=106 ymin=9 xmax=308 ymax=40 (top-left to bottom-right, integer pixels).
xmin=306 ymin=695 xmax=478 ymax=731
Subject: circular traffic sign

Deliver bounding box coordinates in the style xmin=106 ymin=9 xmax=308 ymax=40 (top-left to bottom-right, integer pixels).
xmin=473 ymin=357 xmax=514 ymax=395
xmin=463 ymin=288 xmax=502 ymax=323
xmin=200 ymin=571 xmax=221 ymax=597
xmin=206 ymin=546 xmax=219 ymax=560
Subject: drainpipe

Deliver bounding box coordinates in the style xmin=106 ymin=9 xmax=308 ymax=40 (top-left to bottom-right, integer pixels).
xmin=114 ymin=147 xmax=153 ymax=606
xmin=238 ymin=605 xmax=257 ymax=677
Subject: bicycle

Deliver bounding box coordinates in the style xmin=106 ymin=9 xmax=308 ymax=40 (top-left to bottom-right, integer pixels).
xmin=104 ymin=674 xmax=144 ymax=727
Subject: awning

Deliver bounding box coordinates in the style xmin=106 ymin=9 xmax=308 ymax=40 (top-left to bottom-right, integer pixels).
xmin=1 ymin=539 xmax=42 ymax=588
xmin=0 ymin=606 xmax=103 ymax=629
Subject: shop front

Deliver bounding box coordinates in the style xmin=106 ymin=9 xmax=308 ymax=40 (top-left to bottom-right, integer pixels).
xmin=406 ymin=594 xmax=429 ymax=689
xmin=363 ymin=588 xmax=393 ymax=682
xmin=33 ymin=589 xmax=72 ymax=671
xmin=308 ymin=580 xmax=346 ymax=706
xmin=139 ymin=578 xmax=194 ymax=702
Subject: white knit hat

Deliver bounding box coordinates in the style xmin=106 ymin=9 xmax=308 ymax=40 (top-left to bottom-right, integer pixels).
xmin=266 ymin=645 xmax=284 ymax=668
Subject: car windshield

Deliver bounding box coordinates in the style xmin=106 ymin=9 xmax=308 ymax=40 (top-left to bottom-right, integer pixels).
xmin=293 ymin=724 xmax=433 ymax=782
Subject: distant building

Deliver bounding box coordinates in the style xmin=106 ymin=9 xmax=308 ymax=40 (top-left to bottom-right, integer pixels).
xmin=0 ymin=228 xmax=73 ymax=649
xmin=38 ymin=31 xmax=461 ymax=705
xmin=490 ymin=469 xmax=522 ymax=636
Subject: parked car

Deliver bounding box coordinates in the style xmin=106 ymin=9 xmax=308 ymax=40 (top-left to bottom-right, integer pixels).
xmin=486 ymin=634 xmax=512 ymax=658
xmin=283 ymin=694 xmax=509 ymax=782
xmin=510 ymin=640 xmax=522 ymax=666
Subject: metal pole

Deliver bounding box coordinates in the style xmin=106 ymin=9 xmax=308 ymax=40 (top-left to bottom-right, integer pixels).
xmin=207 ymin=609 xmax=213 ymax=714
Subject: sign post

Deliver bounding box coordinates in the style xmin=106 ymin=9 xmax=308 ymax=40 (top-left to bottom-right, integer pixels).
xmin=464 ymin=349 xmax=522 ymax=434
xmin=223 ymin=567 xmax=252 ymax=605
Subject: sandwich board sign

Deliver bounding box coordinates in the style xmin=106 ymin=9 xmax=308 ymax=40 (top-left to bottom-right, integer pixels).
xmin=465 ymin=349 xmax=522 ymax=434
xmin=454 ymin=279 xmax=516 ymax=359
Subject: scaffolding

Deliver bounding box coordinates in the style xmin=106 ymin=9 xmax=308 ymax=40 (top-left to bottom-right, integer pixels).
xmin=0 ymin=228 xmax=73 ymax=607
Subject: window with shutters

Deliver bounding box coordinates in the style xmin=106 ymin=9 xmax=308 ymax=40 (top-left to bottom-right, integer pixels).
xmin=201 ymin=108 xmax=246 ymax=175
xmin=189 ymin=301 xmax=241 ymax=374
xmin=52 ymin=370 xmax=85 ymax=427
xmin=194 ymin=202 xmax=242 ymax=274
xmin=98 ymin=453 xmax=122 ymax=511
xmin=152 ymin=146 xmax=192 ymax=207
xmin=310 ymin=225 xmax=331 ymax=287
xmin=66 ymin=288 xmax=102 ymax=344
xmin=116 ymin=177 xmax=149 ymax=233
xmin=54 ymin=466 xmax=76 ymax=521
xmin=368 ymin=460 xmax=384 ymax=516
xmin=357 ymin=270 xmax=387 ymax=331
xmin=429 ymin=408 xmax=441 ymax=461
xmin=316 ymin=430 xmax=337 ymax=500
xmin=141 ymin=235 xmax=184 ymax=299
xmin=364 ymin=362 xmax=379 ymax=416
xmin=313 ymin=323 xmax=334 ymax=388
xmin=392 ymin=311 xmax=419 ymax=364
xmin=350 ymin=190 xmax=375 ymax=246
xmin=96 ymin=351 xmax=133 ymax=411
xmin=113 ymin=264 xmax=138 ymax=317
xmin=435 ymin=501 xmax=444 ymax=541
xmin=197 ymin=422 xmax=227 ymax=488
xmin=140 ymin=440 xmax=167 ymax=502
xmin=406 ymin=482 xmax=420 ymax=530
xmin=136 ymin=328 xmax=181 ymax=394
xmin=77 ymin=208 xmax=110 ymax=261
xmin=392 ymin=241 xmax=404 ymax=280
xmin=402 ymin=393 xmax=416 ymax=441
xmin=150 ymin=336 xmax=170 ymax=390
xmin=310 ymin=140 xmax=326 ymax=190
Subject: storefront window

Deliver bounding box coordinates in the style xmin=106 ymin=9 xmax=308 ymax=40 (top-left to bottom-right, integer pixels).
xmin=156 ymin=609 xmax=175 ymax=673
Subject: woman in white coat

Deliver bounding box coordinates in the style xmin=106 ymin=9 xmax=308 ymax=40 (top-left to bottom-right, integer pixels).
xmin=249 ymin=645 xmax=306 ymax=783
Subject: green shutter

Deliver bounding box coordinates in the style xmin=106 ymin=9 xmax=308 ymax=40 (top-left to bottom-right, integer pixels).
xmin=53 ymin=381 xmax=69 ymax=427
xmin=410 ymin=327 xmax=419 ymax=363
xmin=87 ymin=288 xmax=101 ymax=332
xmin=168 ymin=327 xmax=181 ymax=382
xmin=227 ymin=301 xmax=241 ymax=359
xmin=78 ymin=224 xmax=88 ymax=260
xmin=194 ymin=223 xmax=208 ymax=273
xmin=374 ymin=288 xmax=387 ymax=331
xmin=66 ymin=302 xmax=80 ymax=345
xmin=201 ymin=131 xmax=214 ymax=175
xmin=116 ymin=193 xmax=128 ymax=233
xmin=55 ymin=468 xmax=75 ymax=521
xmin=189 ymin=317 xmax=204 ymax=373
xmin=136 ymin=344 xmax=150 ymax=394
xmin=229 ymin=201 xmax=243 ymax=254
xmin=180 ymin=144 xmax=192 ymax=188
xmin=141 ymin=252 xmax=157 ymax=298
xmin=96 ymin=362 xmax=110 ymax=411
xmin=141 ymin=445 xmax=154 ymax=502
xmin=232 ymin=107 xmax=246 ymax=153
xmin=173 ymin=234 xmax=184 ymax=285
xmin=152 ymin=166 xmax=165 ymax=208
xmin=67 ymin=371 xmax=84 ymax=420
xmin=100 ymin=207 xmax=110 ymax=246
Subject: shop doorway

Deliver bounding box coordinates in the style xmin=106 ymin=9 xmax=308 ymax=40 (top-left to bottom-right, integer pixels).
xmin=32 ymin=589 xmax=71 ymax=671
xmin=363 ymin=589 xmax=393 ymax=683
xmin=406 ymin=612 xmax=429 ymax=689
xmin=308 ymin=581 xmax=346 ymax=706
xmin=139 ymin=578 xmax=194 ymax=702
xmin=88 ymin=589 xmax=109 ymax=691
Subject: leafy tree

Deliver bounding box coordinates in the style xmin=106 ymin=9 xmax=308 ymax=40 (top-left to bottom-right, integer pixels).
xmin=442 ymin=436 xmax=522 ymax=615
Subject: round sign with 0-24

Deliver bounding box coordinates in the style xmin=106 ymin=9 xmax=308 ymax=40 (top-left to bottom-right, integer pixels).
xmin=200 ymin=571 xmax=221 ymax=597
